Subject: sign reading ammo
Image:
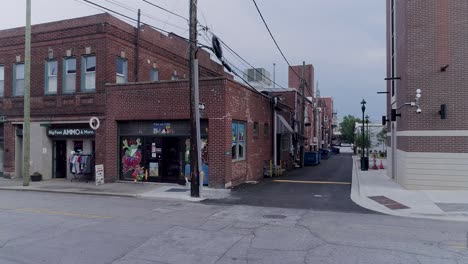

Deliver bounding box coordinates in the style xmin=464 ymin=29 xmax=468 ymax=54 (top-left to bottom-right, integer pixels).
xmin=47 ymin=128 xmax=95 ymax=137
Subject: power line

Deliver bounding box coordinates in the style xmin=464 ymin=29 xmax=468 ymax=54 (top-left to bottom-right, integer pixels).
xmin=73 ymin=0 xmax=136 ymax=25
xmin=79 ymin=0 xmax=194 ymax=42
xmin=251 ymin=0 xmax=303 ymax=83
xmin=103 ymin=0 xmax=187 ymax=31
xmin=142 ymin=0 xmax=189 ymax=21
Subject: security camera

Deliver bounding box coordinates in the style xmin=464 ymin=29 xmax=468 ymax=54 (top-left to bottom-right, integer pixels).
xmin=416 ymin=108 xmax=422 ymax=114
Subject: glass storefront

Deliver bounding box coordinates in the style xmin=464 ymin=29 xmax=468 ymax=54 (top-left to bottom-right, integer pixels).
xmin=118 ymin=120 xmax=208 ymax=184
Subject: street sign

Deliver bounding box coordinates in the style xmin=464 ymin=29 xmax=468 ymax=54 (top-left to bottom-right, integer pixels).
xmin=199 ymin=103 xmax=206 ymax=110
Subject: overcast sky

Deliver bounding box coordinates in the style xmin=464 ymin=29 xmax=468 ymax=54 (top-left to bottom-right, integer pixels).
xmin=1 ymin=0 xmax=386 ymax=121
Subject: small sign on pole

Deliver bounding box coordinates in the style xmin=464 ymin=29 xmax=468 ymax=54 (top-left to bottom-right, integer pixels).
xmin=95 ymin=164 xmax=104 ymax=186
xmin=199 ymin=103 xmax=206 ymax=110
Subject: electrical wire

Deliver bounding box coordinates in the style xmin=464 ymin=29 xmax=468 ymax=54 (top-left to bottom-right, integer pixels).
xmin=103 ymin=0 xmax=188 ymax=32
xmin=251 ymin=0 xmax=304 ymax=84
xmin=201 ymin=29 xmax=289 ymax=92
xmin=142 ymin=0 xmax=189 ymax=21
xmin=72 ymin=0 xmax=137 ymax=25
xmin=78 ymin=0 xmax=196 ymax=43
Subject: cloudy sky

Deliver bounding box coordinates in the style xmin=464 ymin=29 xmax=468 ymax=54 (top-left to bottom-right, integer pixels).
xmin=1 ymin=0 xmax=386 ymax=121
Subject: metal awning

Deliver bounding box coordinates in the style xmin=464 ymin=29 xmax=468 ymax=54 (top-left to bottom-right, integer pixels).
xmin=277 ymin=114 xmax=294 ymax=134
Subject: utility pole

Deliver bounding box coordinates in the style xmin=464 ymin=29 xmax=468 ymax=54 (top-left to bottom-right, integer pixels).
xmin=300 ymin=61 xmax=306 ymax=168
xmin=135 ymin=9 xmax=141 ymax=82
xmin=188 ymin=0 xmax=200 ymax=197
xmin=272 ymin=63 xmax=276 ymax=88
xmin=23 ymin=0 xmax=31 ymax=186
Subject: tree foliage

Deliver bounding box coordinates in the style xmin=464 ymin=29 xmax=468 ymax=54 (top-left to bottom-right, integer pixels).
xmin=339 ymin=115 xmax=361 ymax=143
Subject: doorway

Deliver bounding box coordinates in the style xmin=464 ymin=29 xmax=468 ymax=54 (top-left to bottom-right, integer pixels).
xmin=54 ymin=140 xmax=67 ymax=178
xmin=161 ymin=137 xmax=180 ymax=183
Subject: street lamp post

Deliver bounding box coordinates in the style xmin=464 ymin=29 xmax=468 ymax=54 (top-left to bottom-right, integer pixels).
xmin=365 ymin=115 xmax=370 ymax=168
xmin=360 ymin=99 xmax=367 ymax=171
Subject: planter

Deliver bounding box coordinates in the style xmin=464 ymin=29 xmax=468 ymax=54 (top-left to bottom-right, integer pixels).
xmin=30 ymin=173 xmax=42 ymax=182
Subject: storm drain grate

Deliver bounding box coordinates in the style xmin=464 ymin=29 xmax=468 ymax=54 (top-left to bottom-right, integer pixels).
xmin=165 ymin=188 xmax=188 ymax=193
xmin=263 ymin=214 xmax=287 ymax=219
xmin=368 ymin=195 xmax=410 ymax=210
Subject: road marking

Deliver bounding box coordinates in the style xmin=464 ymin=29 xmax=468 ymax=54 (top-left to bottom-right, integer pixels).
xmin=272 ymin=180 xmax=351 ymax=185
xmin=0 ymin=207 xmax=111 ymax=219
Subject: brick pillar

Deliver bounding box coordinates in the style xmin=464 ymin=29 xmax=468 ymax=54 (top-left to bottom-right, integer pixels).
xmin=3 ymin=122 xmax=16 ymax=179
xmin=207 ymin=117 xmax=231 ymax=188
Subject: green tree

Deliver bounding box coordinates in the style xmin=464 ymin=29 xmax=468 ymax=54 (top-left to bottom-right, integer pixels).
xmin=339 ymin=115 xmax=361 ymax=143
xmin=377 ymin=127 xmax=387 ymax=151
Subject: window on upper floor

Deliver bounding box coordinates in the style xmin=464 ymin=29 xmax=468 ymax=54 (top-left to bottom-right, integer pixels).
xmin=232 ymin=121 xmax=246 ymax=161
xmin=63 ymin=58 xmax=76 ymax=94
xmin=13 ymin=63 xmax=25 ymax=96
xmin=0 ymin=65 xmax=4 ymax=97
xmin=253 ymin=122 xmax=259 ymax=138
xmin=81 ymin=56 xmax=96 ymax=91
xmin=45 ymin=60 xmax=58 ymax=94
xmin=264 ymin=123 xmax=269 ymax=138
xmin=116 ymin=57 xmax=128 ymax=84
xmin=150 ymin=68 xmax=159 ymax=81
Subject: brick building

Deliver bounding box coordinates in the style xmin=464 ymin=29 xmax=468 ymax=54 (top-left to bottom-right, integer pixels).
xmin=0 ymin=13 xmax=273 ymax=188
xmin=386 ymin=0 xmax=468 ymax=189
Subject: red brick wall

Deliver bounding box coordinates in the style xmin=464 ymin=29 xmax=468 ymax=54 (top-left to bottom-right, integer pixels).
xmin=0 ymin=13 xmax=228 ymax=177
xmin=387 ymin=0 xmax=468 ymax=153
xmin=105 ymin=78 xmax=272 ymax=188
xmin=226 ymin=80 xmax=273 ymax=185
xmin=288 ymin=64 xmax=314 ymax=97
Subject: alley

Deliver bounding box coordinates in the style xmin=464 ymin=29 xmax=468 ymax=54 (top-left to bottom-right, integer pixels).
xmin=206 ymin=153 xmax=372 ymax=213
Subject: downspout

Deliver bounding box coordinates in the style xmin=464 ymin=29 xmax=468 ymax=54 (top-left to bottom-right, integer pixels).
xmin=134 ymin=9 xmax=141 ymax=82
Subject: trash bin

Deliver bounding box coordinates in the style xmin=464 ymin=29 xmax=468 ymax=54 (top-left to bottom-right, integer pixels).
xmin=304 ymin=151 xmax=320 ymax=166
xmin=319 ymin=148 xmax=330 ymax=160
xmin=360 ymin=157 xmax=369 ymax=171
xmin=332 ymin=147 xmax=340 ymax=154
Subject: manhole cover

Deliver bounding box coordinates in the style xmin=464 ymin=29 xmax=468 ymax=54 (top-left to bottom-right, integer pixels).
xmin=165 ymin=188 xmax=188 ymax=193
xmin=263 ymin=214 xmax=287 ymax=219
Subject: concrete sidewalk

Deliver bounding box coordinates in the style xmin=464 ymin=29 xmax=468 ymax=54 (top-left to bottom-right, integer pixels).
xmin=0 ymin=178 xmax=230 ymax=202
xmin=351 ymin=156 xmax=468 ymax=222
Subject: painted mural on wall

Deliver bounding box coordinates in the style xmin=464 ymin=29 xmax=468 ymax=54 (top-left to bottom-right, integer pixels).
xmin=122 ymin=138 xmax=143 ymax=180
xmin=184 ymin=132 xmax=209 ymax=185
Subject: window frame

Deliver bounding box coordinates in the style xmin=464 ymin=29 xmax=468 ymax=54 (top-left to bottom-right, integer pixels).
xmin=45 ymin=60 xmax=58 ymax=95
xmin=264 ymin=123 xmax=269 ymax=138
xmin=232 ymin=121 xmax=247 ymax=162
xmin=253 ymin=122 xmax=259 ymax=138
xmin=150 ymin=68 xmax=159 ymax=81
xmin=116 ymin=57 xmax=128 ymax=84
xmin=63 ymin=57 xmax=77 ymax=94
xmin=13 ymin=63 xmax=25 ymax=97
xmin=81 ymin=55 xmax=96 ymax=92
xmin=0 ymin=65 xmax=4 ymax=97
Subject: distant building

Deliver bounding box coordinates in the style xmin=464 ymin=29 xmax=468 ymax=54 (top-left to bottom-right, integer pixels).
xmin=386 ymin=0 xmax=468 ymax=189
xmin=243 ymin=68 xmax=272 ymax=89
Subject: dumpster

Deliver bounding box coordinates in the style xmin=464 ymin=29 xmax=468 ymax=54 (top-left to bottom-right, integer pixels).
xmin=331 ymin=147 xmax=340 ymax=154
xmin=320 ymin=148 xmax=330 ymax=160
xmin=304 ymin=151 xmax=320 ymax=166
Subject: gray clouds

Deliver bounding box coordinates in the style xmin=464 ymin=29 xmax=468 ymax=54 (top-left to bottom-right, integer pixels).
xmin=0 ymin=0 xmax=386 ymax=120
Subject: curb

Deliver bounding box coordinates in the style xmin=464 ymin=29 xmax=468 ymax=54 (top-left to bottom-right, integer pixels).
xmin=0 ymin=187 xmax=139 ymax=198
xmin=0 ymin=186 xmax=209 ymax=202
xmin=350 ymin=157 xmax=468 ymax=222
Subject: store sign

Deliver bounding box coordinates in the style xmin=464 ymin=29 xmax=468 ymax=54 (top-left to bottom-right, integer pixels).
xmin=47 ymin=128 xmax=95 ymax=137
xmin=153 ymin=123 xmax=174 ymax=135
xmin=95 ymin=164 xmax=104 ymax=185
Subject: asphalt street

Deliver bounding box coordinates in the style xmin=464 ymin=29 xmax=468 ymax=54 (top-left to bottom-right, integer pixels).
xmin=205 ymin=153 xmax=373 ymax=213
xmin=0 ymin=191 xmax=467 ymax=264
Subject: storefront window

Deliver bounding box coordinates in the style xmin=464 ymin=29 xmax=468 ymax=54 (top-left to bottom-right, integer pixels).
xmin=232 ymin=121 xmax=246 ymax=161
xmin=121 ymin=137 xmax=143 ymax=180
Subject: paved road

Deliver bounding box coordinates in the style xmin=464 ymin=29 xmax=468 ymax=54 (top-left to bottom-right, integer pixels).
xmin=206 ymin=153 xmax=372 ymax=213
xmin=0 ymin=191 xmax=467 ymax=264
